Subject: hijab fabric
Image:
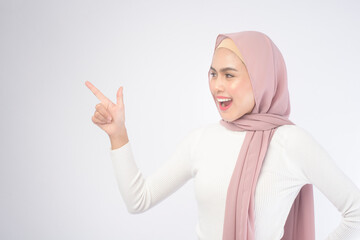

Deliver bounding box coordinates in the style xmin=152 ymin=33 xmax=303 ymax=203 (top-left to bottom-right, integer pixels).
xmin=208 ymin=31 xmax=315 ymax=240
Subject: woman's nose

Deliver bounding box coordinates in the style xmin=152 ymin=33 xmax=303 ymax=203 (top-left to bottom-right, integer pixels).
xmin=214 ymin=77 xmax=225 ymax=92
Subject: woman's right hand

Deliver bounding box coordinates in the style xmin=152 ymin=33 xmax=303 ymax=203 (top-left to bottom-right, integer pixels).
xmin=85 ymin=81 xmax=126 ymax=137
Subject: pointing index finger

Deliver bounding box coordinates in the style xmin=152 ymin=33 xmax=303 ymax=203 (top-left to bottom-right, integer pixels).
xmin=85 ymin=81 xmax=110 ymax=103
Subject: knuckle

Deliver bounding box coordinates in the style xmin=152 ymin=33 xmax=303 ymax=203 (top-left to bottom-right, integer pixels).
xmin=97 ymin=113 xmax=105 ymax=120
xmin=95 ymin=113 xmax=102 ymax=120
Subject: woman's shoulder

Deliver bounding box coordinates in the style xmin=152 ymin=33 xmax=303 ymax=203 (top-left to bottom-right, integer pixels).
xmin=275 ymin=124 xmax=328 ymax=160
xmin=275 ymin=124 xmax=315 ymax=142
xmin=184 ymin=122 xmax=220 ymax=140
xmin=179 ymin=121 xmax=228 ymax=146
xmin=271 ymin=124 xmax=327 ymax=159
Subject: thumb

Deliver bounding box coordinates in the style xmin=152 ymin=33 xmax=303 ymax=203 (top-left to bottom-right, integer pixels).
xmin=116 ymin=86 xmax=124 ymax=106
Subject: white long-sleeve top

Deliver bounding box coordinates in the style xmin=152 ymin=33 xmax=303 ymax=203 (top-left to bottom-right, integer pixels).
xmin=109 ymin=122 xmax=360 ymax=239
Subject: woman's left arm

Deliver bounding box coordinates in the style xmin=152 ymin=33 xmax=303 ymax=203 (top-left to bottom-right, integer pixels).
xmin=285 ymin=126 xmax=360 ymax=240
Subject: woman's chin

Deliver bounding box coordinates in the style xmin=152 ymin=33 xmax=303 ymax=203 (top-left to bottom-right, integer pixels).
xmin=221 ymin=113 xmax=246 ymax=122
xmin=221 ymin=115 xmax=236 ymax=122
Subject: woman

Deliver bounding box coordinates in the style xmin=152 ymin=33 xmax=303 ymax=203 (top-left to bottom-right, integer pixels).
xmin=85 ymin=31 xmax=360 ymax=239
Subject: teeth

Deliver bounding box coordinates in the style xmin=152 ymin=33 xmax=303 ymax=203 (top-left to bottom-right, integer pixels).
xmin=217 ymin=98 xmax=232 ymax=102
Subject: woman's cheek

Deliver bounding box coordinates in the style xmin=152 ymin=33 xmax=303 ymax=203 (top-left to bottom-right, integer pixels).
xmin=229 ymin=80 xmax=243 ymax=95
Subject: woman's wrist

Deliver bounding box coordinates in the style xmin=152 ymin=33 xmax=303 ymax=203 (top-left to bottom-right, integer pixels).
xmin=109 ymin=127 xmax=129 ymax=150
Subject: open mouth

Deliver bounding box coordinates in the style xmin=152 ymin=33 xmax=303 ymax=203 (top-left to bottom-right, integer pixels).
xmin=218 ymin=99 xmax=233 ymax=111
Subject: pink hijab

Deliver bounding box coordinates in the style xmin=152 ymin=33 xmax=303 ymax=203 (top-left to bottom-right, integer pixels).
xmin=208 ymin=31 xmax=315 ymax=239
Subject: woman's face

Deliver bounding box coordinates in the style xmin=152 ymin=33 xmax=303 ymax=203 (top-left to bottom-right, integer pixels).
xmin=209 ymin=47 xmax=255 ymax=122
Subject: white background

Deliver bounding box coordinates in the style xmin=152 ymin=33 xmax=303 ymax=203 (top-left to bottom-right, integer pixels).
xmin=1 ymin=0 xmax=360 ymax=239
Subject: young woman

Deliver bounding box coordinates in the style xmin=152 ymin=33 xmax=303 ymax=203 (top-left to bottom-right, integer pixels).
xmin=85 ymin=31 xmax=360 ymax=239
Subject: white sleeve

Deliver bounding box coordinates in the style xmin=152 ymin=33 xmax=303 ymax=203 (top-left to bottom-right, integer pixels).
xmin=109 ymin=127 xmax=204 ymax=214
xmin=284 ymin=126 xmax=360 ymax=240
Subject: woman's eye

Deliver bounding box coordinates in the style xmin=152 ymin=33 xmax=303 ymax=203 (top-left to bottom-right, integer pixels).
xmin=226 ymin=74 xmax=233 ymax=78
xmin=210 ymin=72 xmax=216 ymax=77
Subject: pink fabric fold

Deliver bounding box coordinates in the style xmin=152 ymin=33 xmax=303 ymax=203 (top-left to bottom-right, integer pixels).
xmin=208 ymin=31 xmax=315 ymax=240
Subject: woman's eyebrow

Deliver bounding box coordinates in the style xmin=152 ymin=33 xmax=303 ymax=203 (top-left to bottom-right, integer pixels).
xmin=210 ymin=66 xmax=238 ymax=72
